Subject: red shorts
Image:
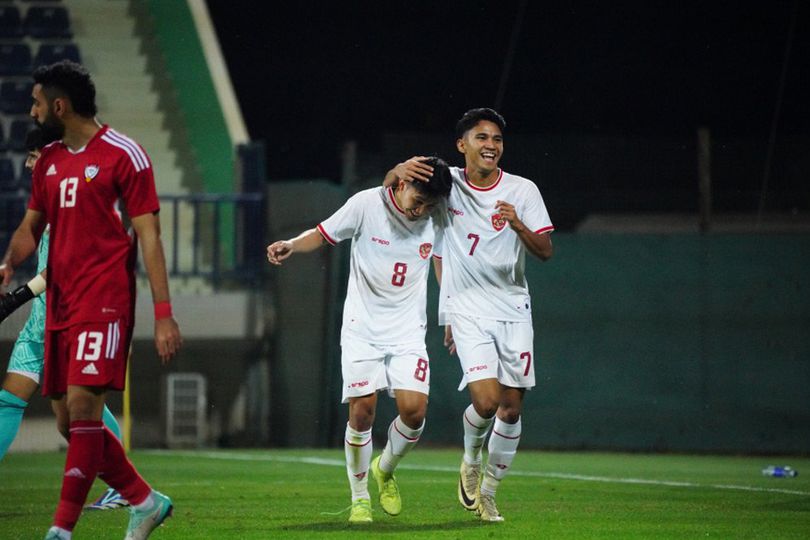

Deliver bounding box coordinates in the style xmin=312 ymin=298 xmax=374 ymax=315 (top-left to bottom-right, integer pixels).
xmin=42 ymin=319 xmax=132 ymax=396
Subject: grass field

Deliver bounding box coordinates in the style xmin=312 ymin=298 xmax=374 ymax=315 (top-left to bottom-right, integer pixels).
xmin=1 ymin=449 xmax=809 ymax=539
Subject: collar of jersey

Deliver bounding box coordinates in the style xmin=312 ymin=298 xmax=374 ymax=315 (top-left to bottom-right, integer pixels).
xmin=464 ymin=168 xmax=503 ymax=191
xmin=386 ymin=187 xmax=406 ymax=215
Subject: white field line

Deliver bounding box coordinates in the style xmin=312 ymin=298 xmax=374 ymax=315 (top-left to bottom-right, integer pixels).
xmin=145 ymin=450 xmax=810 ymax=497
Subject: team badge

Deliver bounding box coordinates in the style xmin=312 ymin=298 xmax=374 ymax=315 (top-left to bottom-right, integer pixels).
xmin=84 ymin=164 xmax=99 ymax=183
xmin=491 ymin=213 xmax=507 ymax=231
xmin=419 ymin=242 xmax=432 ymax=259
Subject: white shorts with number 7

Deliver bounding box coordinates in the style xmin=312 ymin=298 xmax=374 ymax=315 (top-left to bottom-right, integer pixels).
xmin=449 ymin=313 xmax=535 ymax=391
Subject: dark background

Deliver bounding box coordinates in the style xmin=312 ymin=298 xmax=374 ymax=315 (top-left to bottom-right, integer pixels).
xmin=206 ymin=0 xmax=809 ymax=189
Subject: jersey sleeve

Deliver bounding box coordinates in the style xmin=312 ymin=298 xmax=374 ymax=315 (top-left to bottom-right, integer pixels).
xmin=317 ymin=191 xmax=365 ymax=245
xmin=118 ymin=146 xmax=160 ymax=218
xmin=27 ymin=155 xmax=47 ymax=214
xmin=521 ymin=182 xmax=554 ymax=234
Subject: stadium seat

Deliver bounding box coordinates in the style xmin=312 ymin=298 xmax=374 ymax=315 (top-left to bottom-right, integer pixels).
xmin=0 ymin=5 xmax=23 ymax=39
xmin=0 ymin=80 xmax=31 ymax=114
xmin=7 ymin=118 xmax=32 ymax=152
xmin=23 ymin=6 xmax=72 ymax=39
xmin=34 ymin=42 xmax=81 ymax=67
xmin=0 ymin=158 xmax=18 ymax=192
xmin=0 ymin=43 xmax=32 ymax=76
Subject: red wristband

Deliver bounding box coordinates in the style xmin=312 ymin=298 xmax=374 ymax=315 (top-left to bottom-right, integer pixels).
xmin=154 ymin=301 xmax=173 ymax=320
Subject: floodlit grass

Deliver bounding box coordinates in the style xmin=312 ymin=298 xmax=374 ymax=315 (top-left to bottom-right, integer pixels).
xmin=2 ymin=449 xmax=809 ymax=539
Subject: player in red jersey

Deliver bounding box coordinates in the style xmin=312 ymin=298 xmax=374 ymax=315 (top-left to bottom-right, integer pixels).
xmin=0 ymin=61 xmax=182 ymax=540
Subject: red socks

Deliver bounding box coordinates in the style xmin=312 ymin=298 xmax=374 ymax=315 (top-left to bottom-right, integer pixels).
xmin=54 ymin=421 xmax=104 ymax=530
xmin=98 ymin=427 xmax=150 ymax=505
xmin=53 ymin=422 xmax=152 ymax=531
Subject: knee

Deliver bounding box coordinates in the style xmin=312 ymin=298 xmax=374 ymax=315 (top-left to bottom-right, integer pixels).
xmin=471 ymin=397 xmax=499 ymax=419
xmin=349 ymin=403 xmax=375 ymax=431
xmin=55 ymin=418 xmax=70 ymax=440
xmin=399 ymin=407 xmax=426 ymax=430
xmin=65 ymin=396 xmax=97 ymax=421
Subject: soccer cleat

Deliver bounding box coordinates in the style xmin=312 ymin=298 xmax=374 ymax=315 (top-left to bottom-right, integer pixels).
xmin=477 ymin=492 xmax=504 ymax=522
xmin=44 ymin=528 xmax=71 ymax=540
xmin=348 ymin=498 xmax=373 ymax=524
xmin=85 ymin=487 xmax=130 ymax=511
xmin=371 ymin=455 xmax=401 ymax=516
xmin=124 ymin=491 xmax=173 ymax=540
xmin=458 ymin=460 xmax=481 ymax=511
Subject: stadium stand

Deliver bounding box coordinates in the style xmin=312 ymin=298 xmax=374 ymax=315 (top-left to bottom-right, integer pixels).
xmin=33 ymin=42 xmax=80 ymax=67
xmin=22 ymin=5 xmax=71 ymax=39
xmin=0 ymin=43 xmax=32 ymax=76
xmin=0 ymin=5 xmax=23 ymax=39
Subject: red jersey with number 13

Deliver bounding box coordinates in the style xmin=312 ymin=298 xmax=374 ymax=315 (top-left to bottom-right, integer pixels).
xmin=28 ymin=125 xmax=160 ymax=329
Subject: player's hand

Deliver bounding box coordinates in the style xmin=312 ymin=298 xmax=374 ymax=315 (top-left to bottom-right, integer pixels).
xmin=495 ymin=200 xmax=526 ymax=232
xmin=444 ymin=325 xmax=456 ymax=356
xmin=0 ymin=263 xmax=13 ymax=289
xmin=155 ymin=317 xmax=182 ymax=364
xmin=266 ymin=241 xmax=294 ymax=266
xmin=393 ymin=156 xmax=434 ymax=184
xmin=0 ymin=284 xmax=35 ymax=325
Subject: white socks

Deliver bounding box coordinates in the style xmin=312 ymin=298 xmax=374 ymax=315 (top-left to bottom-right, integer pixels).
xmin=344 ymin=424 xmax=372 ymax=501
xmin=481 ymin=416 xmax=522 ymax=496
xmin=462 ymin=404 xmax=494 ymax=465
xmin=379 ymin=416 xmax=424 ymax=474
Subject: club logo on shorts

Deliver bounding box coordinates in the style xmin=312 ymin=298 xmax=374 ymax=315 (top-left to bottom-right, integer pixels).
xmin=491 ymin=213 xmax=507 ymax=231
xmin=419 ymin=242 xmax=432 ymax=259
xmin=84 ymin=164 xmax=99 ymax=183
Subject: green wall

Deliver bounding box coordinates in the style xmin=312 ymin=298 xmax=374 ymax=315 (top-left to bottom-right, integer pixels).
xmin=349 ymin=233 xmax=810 ymax=453
xmin=146 ymin=0 xmax=234 ymax=193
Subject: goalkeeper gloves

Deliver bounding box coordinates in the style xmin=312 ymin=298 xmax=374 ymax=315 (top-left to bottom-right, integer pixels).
xmin=0 ymin=284 xmax=36 ymax=324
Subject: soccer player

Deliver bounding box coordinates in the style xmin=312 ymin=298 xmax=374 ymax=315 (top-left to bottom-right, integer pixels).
xmin=0 ymin=128 xmax=129 ymax=510
xmin=266 ymin=158 xmax=452 ymax=524
xmin=384 ymin=108 xmax=554 ymax=522
xmin=0 ymin=61 xmax=182 ymax=539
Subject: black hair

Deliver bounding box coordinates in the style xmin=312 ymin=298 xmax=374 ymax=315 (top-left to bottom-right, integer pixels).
xmin=32 ymin=60 xmax=97 ymax=118
xmin=411 ymin=157 xmax=452 ymax=199
xmin=455 ymin=108 xmax=506 ymax=139
xmin=24 ymin=128 xmax=46 ymax=152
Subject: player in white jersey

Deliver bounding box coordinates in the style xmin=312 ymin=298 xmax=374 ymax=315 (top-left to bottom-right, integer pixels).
xmin=384 ymin=108 xmax=553 ymax=522
xmin=266 ymin=157 xmax=452 ymax=524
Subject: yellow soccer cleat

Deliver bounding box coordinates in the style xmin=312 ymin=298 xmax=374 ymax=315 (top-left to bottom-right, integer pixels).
xmin=477 ymin=492 xmax=504 ymax=522
xmin=458 ymin=460 xmax=481 ymax=511
xmin=348 ymin=498 xmax=373 ymax=524
xmin=371 ymin=455 xmax=402 ymax=516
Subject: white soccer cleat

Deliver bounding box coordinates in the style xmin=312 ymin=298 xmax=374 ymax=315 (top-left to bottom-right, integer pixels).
xmin=124 ymin=490 xmax=173 ymax=540
xmin=458 ymin=460 xmax=480 ymax=510
xmin=477 ymin=492 xmax=504 ymax=522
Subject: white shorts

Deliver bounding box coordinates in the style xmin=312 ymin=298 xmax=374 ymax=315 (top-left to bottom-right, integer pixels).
xmin=448 ymin=313 xmax=535 ymax=391
xmin=340 ymin=336 xmax=430 ymax=403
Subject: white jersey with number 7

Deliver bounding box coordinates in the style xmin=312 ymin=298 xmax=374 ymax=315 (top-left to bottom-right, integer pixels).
xmin=318 ymin=186 xmax=439 ymax=345
xmin=435 ymin=167 xmax=554 ymax=324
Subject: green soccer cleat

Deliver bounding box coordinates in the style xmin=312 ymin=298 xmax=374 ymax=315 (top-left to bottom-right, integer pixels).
xmin=124 ymin=490 xmax=173 ymax=540
xmin=348 ymin=498 xmax=373 ymax=524
xmin=371 ymin=455 xmax=402 ymax=516
xmin=477 ymin=492 xmax=504 ymax=522
xmin=458 ymin=460 xmax=481 ymax=511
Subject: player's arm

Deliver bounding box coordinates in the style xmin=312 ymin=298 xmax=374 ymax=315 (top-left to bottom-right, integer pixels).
xmin=495 ymin=200 xmax=553 ymax=261
xmin=382 ymin=156 xmax=434 ymax=188
xmin=131 ymin=212 xmax=182 ymax=364
xmin=266 ymin=228 xmax=325 ymax=265
xmin=0 ymin=271 xmax=46 ymax=324
xmin=0 ymin=209 xmax=46 ymax=288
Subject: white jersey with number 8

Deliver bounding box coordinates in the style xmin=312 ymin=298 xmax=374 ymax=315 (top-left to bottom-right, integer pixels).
xmin=435 ymin=167 xmax=554 ymax=324
xmin=318 ymin=187 xmax=439 ymax=345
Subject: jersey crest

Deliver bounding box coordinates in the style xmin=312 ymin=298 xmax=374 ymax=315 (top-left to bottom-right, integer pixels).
xmin=419 ymin=242 xmax=432 ymax=259
xmin=491 ymin=213 xmax=507 ymax=231
xmin=84 ymin=164 xmax=99 ymax=183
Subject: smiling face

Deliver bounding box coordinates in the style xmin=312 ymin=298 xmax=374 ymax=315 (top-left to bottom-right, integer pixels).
xmin=456 ymin=119 xmax=503 ymax=177
xmin=395 ymin=180 xmax=439 ymax=221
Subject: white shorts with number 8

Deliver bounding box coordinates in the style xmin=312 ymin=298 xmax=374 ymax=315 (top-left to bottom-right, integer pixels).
xmin=449 ymin=313 xmax=535 ymax=391
xmin=340 ymin=336 xmax=430 ymax=403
